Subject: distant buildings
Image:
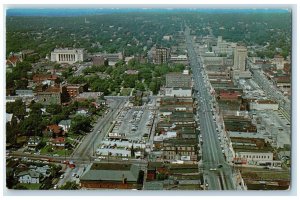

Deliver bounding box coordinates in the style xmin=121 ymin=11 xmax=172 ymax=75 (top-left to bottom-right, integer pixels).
xmin=92 ymin=55 xmax=108 ymax=66
xmin=212 ymin=36 xmax=235 ymax=56
xmin=51 ymin=48 xmax=86 ymax=64
xmin=93 ymin=52 xmax=123 ymax=66
xmin=273 ymin=55 xmax=284 ymax=70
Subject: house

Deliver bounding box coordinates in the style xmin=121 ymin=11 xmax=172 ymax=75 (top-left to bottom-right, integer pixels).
xmin=125 ymin=70 xmax=139 ymax=75
xmin=36 ymin=165 xmax=51 ymax=177
xmin=58 ymin=119 xmax=71 ymax=132
xmin=80 ymin=163 xmax=144 ymax=189
xmin=32 ymin=74 xmax=59 ymax=85
xmin=46 ymin=124 xmax=65 ymax=137
xmin=50 ymin=137 xmax=65 ymax=148
xmin=6 ymin=113 xmax=13 ymax=124
xmin=6 ymin=54 xmax=22 ymax=68
xmin=76 ymin=109 xmax=89 ymax=116
xmin=27 ymin=136 xmax=41 ymax=150
xmin=17 ymin=170 xmax=40 ymax=184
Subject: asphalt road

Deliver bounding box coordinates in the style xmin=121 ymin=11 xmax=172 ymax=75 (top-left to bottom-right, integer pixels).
xmin=251 ymin=68 xmax=291 ymax=122
xmin=71 ymin=96 xmax=128 ymax=161
xmin=185 ymin=26 xmax=235 ymax=190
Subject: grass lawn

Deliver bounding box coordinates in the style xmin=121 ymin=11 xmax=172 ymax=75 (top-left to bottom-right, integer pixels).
xmin=120 ymin=88 xmax=133 ymax=96
xmin=17 ymin=183 xmax=41 ymax=190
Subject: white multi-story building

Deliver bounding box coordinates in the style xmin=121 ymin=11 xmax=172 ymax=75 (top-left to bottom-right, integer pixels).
xmin=234 ymin=45 xmax=247 ymax=71
xmin=165 ymin=87 xmax=192 ymax=97
xmin=51 ymin=48 xmax=85 ymax=64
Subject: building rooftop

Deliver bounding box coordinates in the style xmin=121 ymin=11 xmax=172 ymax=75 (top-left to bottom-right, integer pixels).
xmin=80 ymin=163 xmax=140 ymax=182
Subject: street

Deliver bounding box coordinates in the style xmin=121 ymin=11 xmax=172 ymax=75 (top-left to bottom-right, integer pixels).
xmin=185 ymin=26 xmax=236 ymax=190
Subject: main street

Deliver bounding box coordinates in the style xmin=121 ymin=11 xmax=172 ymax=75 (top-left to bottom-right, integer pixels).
xmin=185 ymin=26 xmax=236 ymax=190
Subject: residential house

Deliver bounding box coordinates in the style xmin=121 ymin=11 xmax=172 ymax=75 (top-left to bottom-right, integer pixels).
xmin=32 ymin=74 xmax=59 ymax=85
xmin=76 ymin=109 xmax=89 ymax=116
xmin=6 ymin=54 xmax=22 ymax=68
xmin=58 ymin=120 xmax=71 ymax=132
xmin=46 ymin=124 xmax=65 ymax=137
xmin=6 ymin=113 xmax=13 ymax=124
xmin=50 ymin=137 xmax=65 ymax=148
xmin=27 ymin=137 xmax=41 ymax=150
xmin=17 ymin=170 xmax=40 ymax=184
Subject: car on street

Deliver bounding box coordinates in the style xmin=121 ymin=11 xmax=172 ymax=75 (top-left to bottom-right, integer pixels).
xmin=60 ymin=174 xmax=64 ymax=179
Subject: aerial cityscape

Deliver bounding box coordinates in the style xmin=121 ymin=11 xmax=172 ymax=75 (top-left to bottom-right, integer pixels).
xmin=5 ymin=7 xmax=292 ymax=191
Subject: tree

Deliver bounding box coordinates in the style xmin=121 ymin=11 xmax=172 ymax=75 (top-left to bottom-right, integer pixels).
xmin=46 ymin=104 xmax=62 ymax=115
xmin=59 ymin=181 xmax=79 ymax=190
xmin=70 ymin=115 xmax=91 ymax=134
xmin=6 ymin=99 xmax=27 ymax=120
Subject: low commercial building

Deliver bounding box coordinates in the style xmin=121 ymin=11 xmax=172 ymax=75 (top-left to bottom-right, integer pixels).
xmin=165 ymin=87 xmax=192 ymax=97
xmin=36 ymin=85 xmax=65 ymax=105
xmin=162 ymin=139 xmax=198 ymax=161
xmin=170 ymin=55 xmax=188 ymax=65
xmin=94 ymin=52 xmax=123 ymax=66
xmin=249 ymin=100 xmax=279 ymax=111
xmin=75 ymin=92 xmax=104 ymax=101
xmin=80 ymin=163 xmax=144 ymax=189
xmin=232 ymin=137 xmax=274 ymax=165
xmin=92 ymin=55 xmax=107 ymax=66
xmin=166 ymin=73 xmax=192 ymax=88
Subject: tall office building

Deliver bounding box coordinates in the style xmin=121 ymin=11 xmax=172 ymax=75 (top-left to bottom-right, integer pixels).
xmin=153 ymin=47 xmax=169 ymax=64
xmin=233 ymin=46 xmax=247 ymax=71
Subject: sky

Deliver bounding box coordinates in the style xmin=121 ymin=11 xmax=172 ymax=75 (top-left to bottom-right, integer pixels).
xmin=5 ymin=8 xmax=290 ymax=17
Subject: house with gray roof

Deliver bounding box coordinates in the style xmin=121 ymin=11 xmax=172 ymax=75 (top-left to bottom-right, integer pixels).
xmin=17 ymin=169 xmax=41 ymax=184
xmin=58 ymin=119 xmax=71 ymax=132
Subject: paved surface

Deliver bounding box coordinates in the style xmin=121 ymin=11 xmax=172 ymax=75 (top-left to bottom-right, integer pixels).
xmin=185 ymin=26 xmax=236 ymax=190
xmin=251 ymin=68 xmax=291 ymax=121
xmin=71 ymin=97 xmax=127 ymax=161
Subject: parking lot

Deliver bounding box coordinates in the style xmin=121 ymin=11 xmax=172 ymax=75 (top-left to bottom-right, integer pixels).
xmin=95 ymin=105 xmax=156 ymax=159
